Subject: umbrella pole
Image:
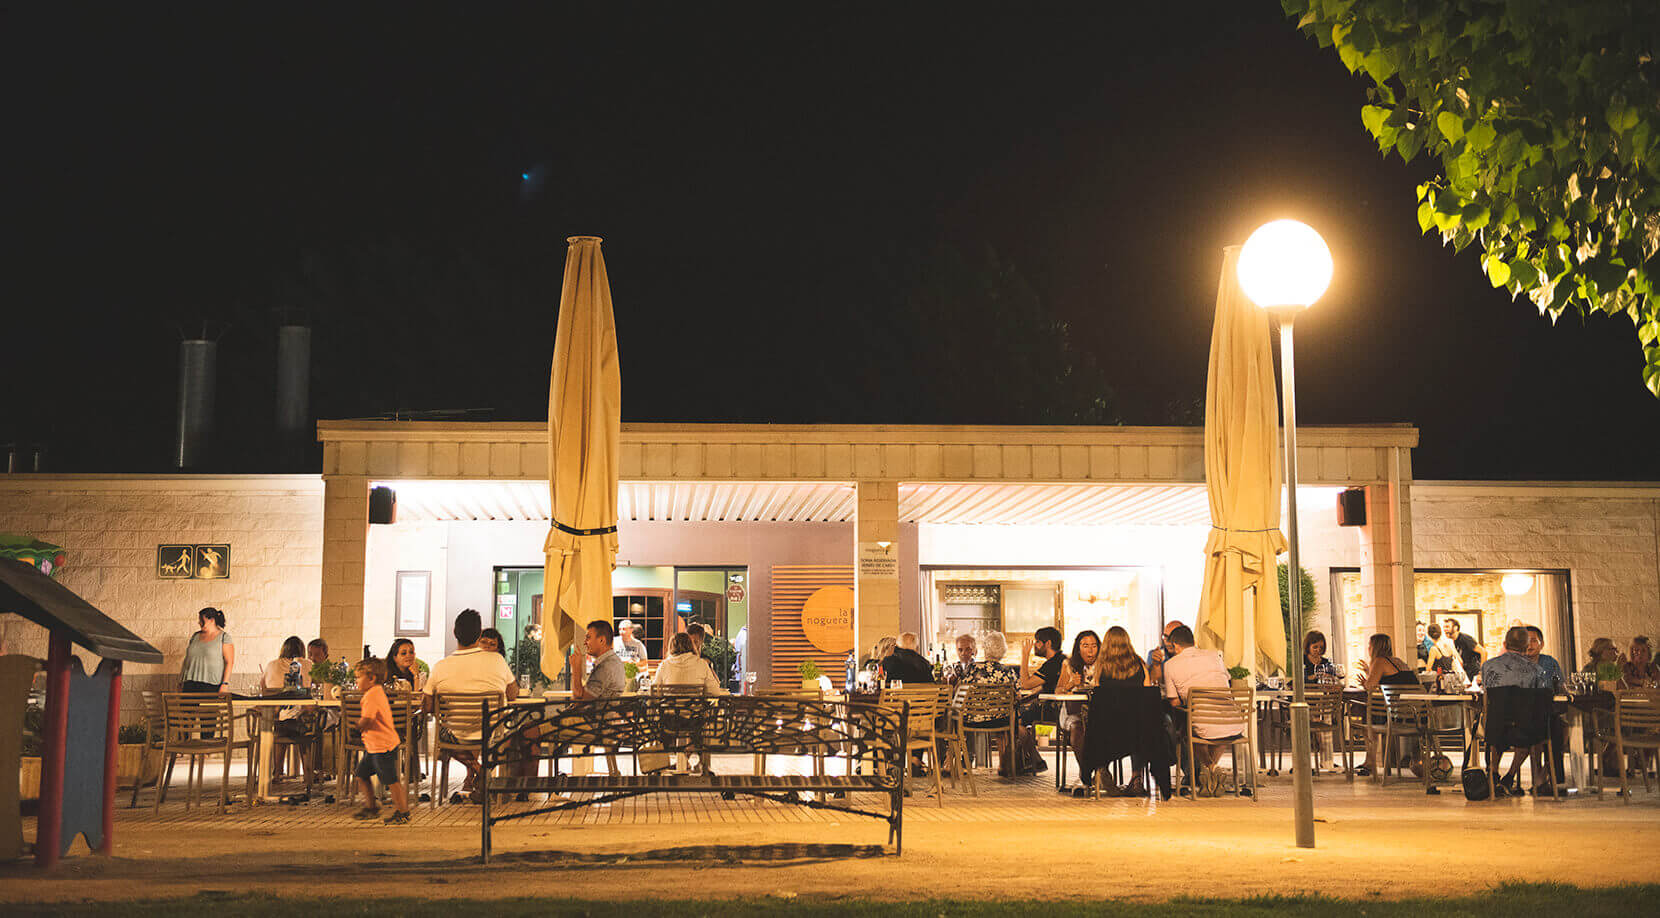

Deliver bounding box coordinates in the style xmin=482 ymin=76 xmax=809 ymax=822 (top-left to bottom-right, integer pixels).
xmin=1277 ymin=312 xmax=1316 ymax=849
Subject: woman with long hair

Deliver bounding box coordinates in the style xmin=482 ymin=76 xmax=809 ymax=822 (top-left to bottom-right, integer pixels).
xmin=1080 ymin=626 xmax=1170 ymax=799
xmin=179 ymin=607 xmax=234 ymax=693
xmin=385 ymin=638 xmax=425 ymax=691
xmin=1057 ymin=631 xmax=1101 ymax=781
xmin=1355 ymin=633 xmax=1418 ymax=776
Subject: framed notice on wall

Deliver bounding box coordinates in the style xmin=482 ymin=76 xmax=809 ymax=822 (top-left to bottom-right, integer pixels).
xmin=395 ymin=570 xmax=431 ymax=637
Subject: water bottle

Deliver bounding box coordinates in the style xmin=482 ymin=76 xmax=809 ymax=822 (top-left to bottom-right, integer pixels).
xmin=845 ymin=651 xmax=857 ymax=693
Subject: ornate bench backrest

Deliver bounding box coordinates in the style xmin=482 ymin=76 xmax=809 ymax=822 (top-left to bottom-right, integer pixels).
xmin=483 ymin=696 xmax=905 ymax=785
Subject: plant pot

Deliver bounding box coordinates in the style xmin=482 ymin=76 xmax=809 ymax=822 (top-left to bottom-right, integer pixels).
xmin=116 ymin=743 xmax=163 ymax=788
xmin=802 ymin=679 xmax=819 ymax=692
xmin=1230 ymin=678 xmax=1249 ymax=690
xmin=326 ymin=684 xmax=342 ymax=700
xmin=19 ymin=756 xmax=41 ymax=801
xmin=1598 ymin=679 xmax=1620 ymax=693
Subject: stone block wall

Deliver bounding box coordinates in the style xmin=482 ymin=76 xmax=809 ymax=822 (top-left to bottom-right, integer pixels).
xmin=1412 ymin=486 xmax=1660 ymax=659
xmin=0 ymin=475 xmax=324 ymax=718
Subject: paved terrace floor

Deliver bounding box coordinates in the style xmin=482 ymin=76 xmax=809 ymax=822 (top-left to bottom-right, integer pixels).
xmin=5 ymin=752 xmax=1658 ymax=903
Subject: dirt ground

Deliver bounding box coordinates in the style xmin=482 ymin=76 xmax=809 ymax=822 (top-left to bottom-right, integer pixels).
xmin=4 ymin=784 xmax=1658 ymax=904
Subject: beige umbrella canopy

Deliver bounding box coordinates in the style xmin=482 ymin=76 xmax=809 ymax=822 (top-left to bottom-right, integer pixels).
xmin=542 ymin=236 xmax=621 ymax=681
xmin=1197 ymin=246 xmax=1289 ymax=674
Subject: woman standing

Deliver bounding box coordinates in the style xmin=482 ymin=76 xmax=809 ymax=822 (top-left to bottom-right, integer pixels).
xmin=179 ymin=607 xmax=234 ymax=693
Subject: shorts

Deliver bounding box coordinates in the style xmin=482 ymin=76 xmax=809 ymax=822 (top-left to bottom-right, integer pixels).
xmin=355 ymin=750 xmax=401 ymax=786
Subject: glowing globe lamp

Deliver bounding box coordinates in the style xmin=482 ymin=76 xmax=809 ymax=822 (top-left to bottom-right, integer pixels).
xmin=1237 ymin=219 xmax=1333 ymax=310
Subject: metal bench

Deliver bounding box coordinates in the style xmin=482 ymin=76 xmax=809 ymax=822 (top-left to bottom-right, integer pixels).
xmin=479 ymin=694 xmax=908 ymax=859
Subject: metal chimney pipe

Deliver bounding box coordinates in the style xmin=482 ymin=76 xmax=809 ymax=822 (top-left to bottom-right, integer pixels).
xmin=174 ymin=338 xmax=218 ymax=469
xmin=275 ymin=324 xmax=311 ymax=439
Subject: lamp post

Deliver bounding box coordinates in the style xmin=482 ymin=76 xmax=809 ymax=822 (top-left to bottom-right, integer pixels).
xmin=1237 ymin=218 xmax=1332 ymax=850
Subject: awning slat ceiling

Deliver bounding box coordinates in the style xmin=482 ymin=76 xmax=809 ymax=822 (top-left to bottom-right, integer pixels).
xmin=377 ymin=480 xmax=1211 ymax=526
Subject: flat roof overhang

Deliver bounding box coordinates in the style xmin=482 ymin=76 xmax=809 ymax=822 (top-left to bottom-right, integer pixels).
xmin=321 ymin=421 xmax=1418 ymax=489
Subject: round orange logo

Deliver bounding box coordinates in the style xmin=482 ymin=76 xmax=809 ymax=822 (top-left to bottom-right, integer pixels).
xmin=800 ymin=586 xmax=854 ymax=653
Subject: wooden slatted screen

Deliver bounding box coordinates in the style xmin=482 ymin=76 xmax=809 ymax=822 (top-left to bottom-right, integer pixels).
xmin=770 ymin=564 xmax=854 ymax=689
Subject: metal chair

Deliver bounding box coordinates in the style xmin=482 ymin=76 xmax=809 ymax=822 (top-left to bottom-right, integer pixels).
xmin=1481 ymin=685 xmax=1562 ymax=800
xmin=127 ymin=691 xmax=166 ymax=808
xmin=955 ymin=683 xmax=1017 ymax=796
xmin=1302 ymin=683 xmax=1352 ymax=779
xmin=879 ymin=693 xmax=943 ymax=806
xmin=1185 ymin=687 xmax=1256 ymax=799
xmin=1610 ymin=691 xmax=1660 ymax=803
xmin=154 ymin=693 xmax=256 ymax=814
xmin=431 ymin=692 xmax=502 ymax=807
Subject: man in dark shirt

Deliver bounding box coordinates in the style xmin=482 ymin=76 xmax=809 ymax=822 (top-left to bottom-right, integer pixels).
xmin=1446 ymin=618 xmax=1485 ymax=678
xmin=879 ymin=632 xmax=936 ymax=684
xmin=1018 ymin=626 xmax=1067 ymax=695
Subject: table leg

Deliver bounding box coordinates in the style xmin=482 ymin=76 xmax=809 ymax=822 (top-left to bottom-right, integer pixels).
xmin=1565 ymin=706 xmax=1592 ymax=794
xmin=255 ymin=711 xmax=275 ymax=804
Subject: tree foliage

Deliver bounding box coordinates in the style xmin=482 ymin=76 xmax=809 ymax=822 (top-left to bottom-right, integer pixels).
xmin=1286 ymin=0 xmax=1660 ymax=395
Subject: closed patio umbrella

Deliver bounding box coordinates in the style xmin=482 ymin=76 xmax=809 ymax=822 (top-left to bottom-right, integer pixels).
xmin=542 ymin=236 xmax=621 ymax=681
xmin=1197 ymin=246 xmax=1288 ymax=675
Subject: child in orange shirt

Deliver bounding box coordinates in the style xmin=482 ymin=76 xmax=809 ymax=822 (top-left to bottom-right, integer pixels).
xmin=350 ymin=657 xmax=411 ymax=825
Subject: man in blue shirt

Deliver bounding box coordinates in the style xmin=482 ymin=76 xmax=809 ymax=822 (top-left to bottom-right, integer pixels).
xmin=1524 ymin=624 xmax=1567 ymax=786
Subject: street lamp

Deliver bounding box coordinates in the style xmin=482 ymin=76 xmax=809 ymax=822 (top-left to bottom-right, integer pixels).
xmin=1237 ymin=218 xmax=1331 ymax=850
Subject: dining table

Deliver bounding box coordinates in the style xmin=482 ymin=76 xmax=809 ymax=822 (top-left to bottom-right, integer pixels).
xmin=234 ymin=691 xmax=577 ymax=804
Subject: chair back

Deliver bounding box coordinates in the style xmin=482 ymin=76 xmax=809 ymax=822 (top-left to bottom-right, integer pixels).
xmin=340 ymin=690 xmax=367 ymax=747
xmin=654 ymin=684 xmax=708 ymax=696
xmin=162 ymin=693 xmax=234 ymax=747
xmin=434 ymin=692 xmax=504 ymax=745
xmin=1380 ymin=685 xmax=1427 ymax=724
xmin=956 ymin=683 xmax=1016 ymax=730
xmin=1302 ymin=683 xmax=1344 ymax=723
xmin=140 ymin=690 xmax=166 ymax=747
xmin=1188 ymin=687 xmax=1249 ymax=735
xmin=878 ymin=693 xmax=937 ymax=740
xmin=1614 ymin=691 xmax=1660 ymax=738
xmin=1483 ymin=685 xmax=1554 ymax=749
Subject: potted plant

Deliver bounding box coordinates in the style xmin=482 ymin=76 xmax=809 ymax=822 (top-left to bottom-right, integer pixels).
xmin=116 ymin=722 xmax=158 ymax=789
xmin=799 ymin=660 xmax=824 ymax=692
xmin=1228 ymin=665 xmax=1251 ymax=690
xmin=1597 ymin=661 xmax=1622 ymax=693
xmin=623 ymin=661 xmax=639 ymax=692
xmin=309 ymin=659 xmax=352 ymax=698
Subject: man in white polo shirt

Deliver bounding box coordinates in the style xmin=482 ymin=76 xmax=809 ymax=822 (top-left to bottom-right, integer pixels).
xmin=424 ymin=608 xmax=518 ymax=800
xmin=1160 ymin=623 xmax=1243 ymax=794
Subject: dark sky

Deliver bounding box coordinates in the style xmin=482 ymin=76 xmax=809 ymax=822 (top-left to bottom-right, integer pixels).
xmin=9 ymin=2 xmax=1659 ymax=480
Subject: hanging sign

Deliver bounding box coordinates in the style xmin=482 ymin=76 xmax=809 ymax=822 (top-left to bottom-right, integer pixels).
xmin=726 ymin=582 xmax=746 ymax=604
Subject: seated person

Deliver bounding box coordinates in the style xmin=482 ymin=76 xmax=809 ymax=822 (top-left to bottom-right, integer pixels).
xmin=1356 ymin=633 xmax=1424 ymax=777
xmin=569 ymin=619 xmax=627 ymax=776
xmin=1160 ymin=624 xmax=1241 ymax=790
xmin=944 ymin=633 xmax=979 ymax=686
xmin=1624 ymin=636 xmax=1659 ymax=688
xmin=957 ymin=631 xmax=1031 ymax=776
xmin=424 ymin=609 xmax=518 ymax=800
xmin=1481 ymin=626 xmax=1551 ymax=795
xmin=879 ymin=631 xmax=936 ymax=684
xmin=261 ymin=635 xmax=312 ymax=779
xmin=655 ymin=632 xmax=727 ymax=694
xmin=1302 ymin=630 xmax=1338 ymax=682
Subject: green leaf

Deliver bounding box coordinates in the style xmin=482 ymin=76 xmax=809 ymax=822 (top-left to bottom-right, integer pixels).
xmin=1507 ymin=259 xmax=1540 ymax=290
xmin=1417 ymin=200 xmax=1434 ymax=232
xmin=1461 ymin=203 xmax=1490 ymax=229
xmin=1606 ymin=100 xmax=1640 ymax=133
xmin=1547 ymin=217 xmax=1569 ymax=241
xmin=1437 ymin=111 xmax=1465 ymax=143
xmin=1361 ymin=105 xmax=1390 ymax=136
xmin=1466 ymin=122 xmax=1497 ymax=150
xmin=1494 ymin=130 xmax=1525 ymax=166
xmin=1485 ymin=257 xmax=1511 ymax=287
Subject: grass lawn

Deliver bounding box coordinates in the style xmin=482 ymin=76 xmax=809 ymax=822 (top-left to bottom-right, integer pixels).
xmin=7 ymin=884 xmax=1656 ymax=916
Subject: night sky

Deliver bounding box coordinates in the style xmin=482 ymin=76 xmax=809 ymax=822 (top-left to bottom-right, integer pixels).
xmin=10 ymin=2 xmax=1659 ymax=480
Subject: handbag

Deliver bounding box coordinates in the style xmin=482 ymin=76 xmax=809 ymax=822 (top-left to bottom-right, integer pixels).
xmin=1461 ymin=766 xmax=1490 ymax=801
